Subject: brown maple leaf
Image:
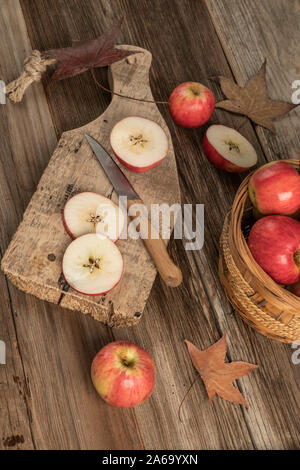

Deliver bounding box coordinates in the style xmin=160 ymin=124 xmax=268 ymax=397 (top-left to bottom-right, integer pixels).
xmin=216 ymin=61 xmax=298 ymax=131
xmin=184 ymin=333 xmax=258 ymax=407
xmin=43 ymin=19 xmax=139 ymax=81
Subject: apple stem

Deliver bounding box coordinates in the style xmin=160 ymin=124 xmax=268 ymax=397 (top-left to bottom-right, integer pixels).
xmin=122 ymin=359 xmax=132 ymax=367
xmin=178 ymin=374 xmax=201 ymax=422
xmin=294 ymin=249 xmax=300 ymax=267
xmin=90 ymin=68 xmax=169 ymax=105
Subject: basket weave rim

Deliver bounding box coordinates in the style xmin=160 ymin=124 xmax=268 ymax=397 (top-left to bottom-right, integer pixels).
xmin=219 ymin=224 xmax=300 ymax=343
xmin=229 ymin=158 xmax=300 ymax=318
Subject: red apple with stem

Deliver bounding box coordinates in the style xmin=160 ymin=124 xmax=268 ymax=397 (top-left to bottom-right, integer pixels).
xmin=248 ymin=215 xmax=300 ymax=285
xmin=91 ymin=341 xmax=155 ymax=408
xmin=169 ymin=82 xmax=215 ymax=128
xmin=249 ymin=161 xmax=300 ymax=216
xmin=203 ymin=124 xmax=257 ymax=172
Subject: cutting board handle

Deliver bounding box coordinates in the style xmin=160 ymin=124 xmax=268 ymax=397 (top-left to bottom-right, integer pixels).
xmin=108 ymin=45 xmax=154 ymax=105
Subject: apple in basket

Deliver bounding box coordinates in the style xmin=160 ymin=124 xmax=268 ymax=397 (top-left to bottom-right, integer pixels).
xmin=203 ymin=124 xmax=257 ymax=172
xmin=168 ymin=81 xmax=215 ymax=128
xmin=249 ymin=161 xmax=300 ymax=216
xmin=248 ymin=215 xmax=300 ymax=285
xmin=91 ymin=341 xmax=155 ymax=408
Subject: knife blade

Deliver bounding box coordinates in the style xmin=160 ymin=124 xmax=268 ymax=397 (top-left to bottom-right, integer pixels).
xmin=84 ymin=134 xmax=139 ymax=200
xmin=85 ymin=133 xmax=182 ymax=287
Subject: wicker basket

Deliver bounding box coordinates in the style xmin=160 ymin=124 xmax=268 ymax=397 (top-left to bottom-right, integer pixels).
xmin=219 ymin=159 xmax=300 ymax=343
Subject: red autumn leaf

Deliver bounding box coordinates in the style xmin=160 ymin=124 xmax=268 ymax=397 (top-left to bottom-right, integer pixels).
xmin=43 ymin=19 xmax=140 ymax=81
xmin=185 ymin=333 xmax=258 ymax=407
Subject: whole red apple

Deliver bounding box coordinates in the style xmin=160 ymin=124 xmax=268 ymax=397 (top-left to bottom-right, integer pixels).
xmin=248 ymin=215 xmax=300 ymax=285
xmin=249 ymin=161 xmax=300 ymax=216
xmin=203 ymin=124 xmax=257 ymax=172
xmin=288 ymin=281 xmax=300 ymax=297
xmin=169 ymin=82 xmax=215 ymax=128
xmin=91 ymin=341 xmax=155 ymax=408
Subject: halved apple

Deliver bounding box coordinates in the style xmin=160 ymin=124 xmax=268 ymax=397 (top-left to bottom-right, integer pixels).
xmin=63 ymin=192 xmax=125 ymax=242
xmin=203 ymin=124 xmax=257 ymax=172
xmin=62 ymin=234 xmax=123 ymax=296
xmin=110 ymin=116 xmax=168 ymax=172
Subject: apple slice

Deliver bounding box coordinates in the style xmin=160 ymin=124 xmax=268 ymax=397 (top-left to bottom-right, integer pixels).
xmin=203 ymin=124 xmax=257 ymax=172
xmin=63 ymin=234 xmax=123 ymax=296
xmin=110 ymin=116 xmax=168 ymax=172
xmin=63 ymin=192 xmax=125 ymax=242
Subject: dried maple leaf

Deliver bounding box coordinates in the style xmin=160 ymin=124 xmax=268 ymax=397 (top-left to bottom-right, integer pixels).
xmin=185 ymin=333 xmax=258 ymax=407
xmin=43 ymin=19 xmax=139 ymax=81
xmin=216 ymin=61 xmax=298 ymax=131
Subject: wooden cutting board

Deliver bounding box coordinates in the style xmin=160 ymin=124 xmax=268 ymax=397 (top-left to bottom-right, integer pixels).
xmin=1 ymin=45 xmax=181 ymax=327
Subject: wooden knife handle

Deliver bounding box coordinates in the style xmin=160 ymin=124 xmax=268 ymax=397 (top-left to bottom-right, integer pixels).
xmin=127 ymin=199 xmax=183 ymax=287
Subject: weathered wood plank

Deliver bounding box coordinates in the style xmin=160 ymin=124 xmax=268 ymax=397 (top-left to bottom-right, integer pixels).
xmin=14 ymin=0 xmax=300 ymax=449
xmin=0 ymin=268 xmax=34 ymax=450
xmin=0 ymin=0 xmax=45 ymax=450
xmin=1 ymin=0 xmax=143 ymax=450
xmin=206 ymin=0 xmax=300 ymax=160
xmin=204 ymin=0 xmax=300 ymax=448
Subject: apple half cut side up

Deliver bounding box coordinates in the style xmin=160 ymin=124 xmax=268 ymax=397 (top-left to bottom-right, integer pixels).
xmin=110 ymin=116 xmax=168 ymax=173
xmin=63 ymin=192 xmax=125 ymax=242
xmin=203 ymin=124 xmax=258 ymax=172
xmin=62 ymin=234 xmax=123 ymax=296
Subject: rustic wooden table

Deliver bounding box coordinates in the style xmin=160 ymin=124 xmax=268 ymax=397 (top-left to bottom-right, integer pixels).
xmin=1 ymin=0 xmax=299 ymax=450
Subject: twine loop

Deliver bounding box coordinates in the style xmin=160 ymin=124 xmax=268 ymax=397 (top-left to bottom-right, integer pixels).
xmin=5 ymin=50 xmax=56 ymax=102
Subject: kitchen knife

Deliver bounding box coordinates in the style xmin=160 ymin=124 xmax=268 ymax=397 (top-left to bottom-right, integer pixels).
xmin=85 ymin=134 xmax=182 ymax=287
